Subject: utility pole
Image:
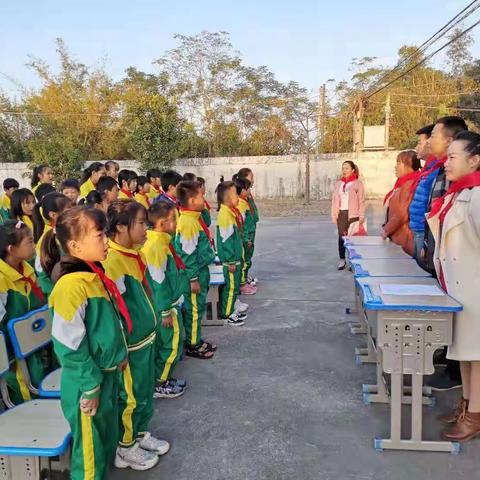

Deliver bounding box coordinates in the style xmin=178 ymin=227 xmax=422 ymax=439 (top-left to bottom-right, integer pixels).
xmin=353 ymin=97 xmax=364 ymax=152
xmin=384 ymin=93 xmax=391 ymax=150
xmin=317 ymin=84 xmax=326 ymax=155
xmin=305 ymin=113 xmax=310 ymax=204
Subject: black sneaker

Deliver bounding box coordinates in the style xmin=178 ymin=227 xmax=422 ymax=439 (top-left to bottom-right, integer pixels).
xmin=426 ymin=372 xmax=462 ymax=392
xmin=234 ymin=311 xmax=247 ymax=321
xmin=153 ymin=381 xmax=185 ymax=399
xmin=168 ymin=378 xmax=186 ymax=389
xmin=224 ymin=313 xmax=245 ymax=326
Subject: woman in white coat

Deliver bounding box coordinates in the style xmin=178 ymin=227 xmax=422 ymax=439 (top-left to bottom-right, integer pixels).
xmin=427 ymin=130 xmax=480 ymax=442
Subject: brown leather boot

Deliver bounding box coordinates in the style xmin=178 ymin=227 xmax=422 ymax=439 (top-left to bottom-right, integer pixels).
xmin=441 ymin=411 xmax=480 ymax=442
xmin=438 ymin=397 xmax=468 ymax=425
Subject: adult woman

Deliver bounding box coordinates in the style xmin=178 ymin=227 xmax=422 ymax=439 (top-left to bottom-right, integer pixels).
xmin=427 ymin=131 xmax=480 ymax=442
xmin=382 ymin=150 xmax=421 ymax=255
xmin=331 ymin=161 xmax=365 ymax=270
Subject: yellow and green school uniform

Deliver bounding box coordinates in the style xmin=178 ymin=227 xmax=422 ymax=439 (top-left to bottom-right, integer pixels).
xmin=238 ymin=198 xmax=256 ymax=285
xmin=50 ymin=257 xmax=128 ymax=480
xmin=79 ymin=178 xmax=95 ymax=200
xmin=118 ymin=189 xmax=134 ymax=200
xmin=142 ymin=230 xmax=185 ymax=382
xmin=174 ymin=209 xmax=215 ymax=347
xmin=148 ymin=186 xmax=162 ymax=201
xmin=34 ymin=224 xmax=54 ymax=296
xmin=201 ymin=200 xmax=212 ymax=228
xmin=103 ymin=240 xmax=157 ymax=448
xmin=0 ymin=259 xmax=46 ymax=405
xmin=216 ymin=205 xmax=243 ymax=318
xmin=135 ymin=192 xmax=151 ymax=210
xmin=0 ymin=193 xmax=11 ymax=224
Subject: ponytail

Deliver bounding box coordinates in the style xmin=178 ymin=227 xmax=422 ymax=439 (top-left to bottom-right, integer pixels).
xmin=32 ymin=203 xmax=46 ymax=243
xmin=31 ymin=165 xmax=47 ymax=188
xmin=40 ymin=229 xmax=61 ymax=278
xmin=33 ymin=192 xmax=71 ymax=243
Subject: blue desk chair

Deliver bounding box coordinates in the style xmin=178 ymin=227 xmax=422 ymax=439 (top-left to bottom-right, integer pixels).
xmin=7 ymin=305 xmax=61 ymax=398
xmin=0 ymin=331 xmax=71 ymax=479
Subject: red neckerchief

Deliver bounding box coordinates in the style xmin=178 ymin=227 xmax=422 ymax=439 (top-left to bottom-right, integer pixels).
xmin=230 ymin=206 xmax=244 ymax=230
xmin=168 ymin=244 xmax=186 ymax=270
xmin=410 ymin=155 xmax=445 ymax=192
xmin=204 ymin=199 xmax=211 ymax=211
xmin=120 ymin=188 xmax=133 ymax=199
xmin=114 ymin=249 xmax=152 ymax=298
xmin=383 ymin=171 xmax=420 ymax=206
xmin=165 ymin=192 xmax=178 ymax=206
xmin=19 ymin=264 xmax=45 ymax=304
xmin=179 ymin=208 xmax=213 ymax=246
xmin=340 ymin=173 xmax=358 ymax=192
xmin=86 ymin=261 xmax=133 ymax=334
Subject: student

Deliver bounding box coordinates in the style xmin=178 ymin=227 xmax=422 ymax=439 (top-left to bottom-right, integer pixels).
xmin=182 ymin=172 xmax=197 ymax=182
xmin=80 ymin=190 xmax=105 ymax=211
xmin=33 ymin=193 xmax=72 ymax=296
xmin=155 ymin=170 xmax=182 ymax=210
xmin=197 ymin=176 xmax=212 ymax=227
xmin=143 ymin=201 xmax=186 ymax=398
xmin=61 ymin=179 xmax=80 ymax=204
xmin=0 ymin=220 xmax=46 ymax=405
xmin=103 ymin=200 xmax=168 ymax=470
xmin=331 ymin=161 xmax=365 ymax=270
xmin=9 ymin=188 xmax=36 ymax=231
xmin=382 ymin=150 xmax=421 ymax=255
xmin=79 ymin=162 xmax=105 ymax=199
xmin=105 ymin=160 xmax=120 ymax=180
xmin=0 ymin=178 xmax=19 ymax=223
xmin=409 ymin=124 xmax=436 ymax=260
xmin=233 ymin=174 xmax=257 ymax=296
xmin=174 ymin=181 xmax=215 ymax=359
xmin=238 ymin=167 xmax=259 ymax=286
xmin=146 ymin=168 xmax=163 ymax=200
xmin=426 ymin=131 xmax=480 ymax=442
xmin=34 ymin=183 xmax=56 ymax=203
xmin=96 ymin=175 xmax=120 ymax=207
xmin=31 ymin=165 xmax=53 ymax=195
xmin=135 ymin=176 xmax=152 ymax=209
xmin=215 ymin=180 xmax=247 ymax=326
xmin=118 ymin=170 xmax=138 ymax=199
xmin=47 ymin=206 xmax=128 ymax=479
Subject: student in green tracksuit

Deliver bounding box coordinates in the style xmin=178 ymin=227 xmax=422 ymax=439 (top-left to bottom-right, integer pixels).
xmin=215 ymin=181 xmax=247 ymax=326
xmin=47 ymin=206 xmax=128 ymax=480
xmin=142 ymin=201 xmax=186 ymax=399
xmin=0 ymin=220 xmax=46 ymax=405
xmin=174 ymin=180 xmax=216 ymax=359
xmin=0 ymin=178 xmax=19 ymax=224
xmin=103 ymin=199 xmax=169 ymax=472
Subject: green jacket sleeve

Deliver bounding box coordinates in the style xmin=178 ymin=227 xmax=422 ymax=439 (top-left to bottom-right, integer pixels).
xmin=147 ymin=259 xmax=175 ymax=317
xmin=174 ymin=234 xmax=200 ymax=281
xmin=216 ymin=225 xmax=237 ymax=264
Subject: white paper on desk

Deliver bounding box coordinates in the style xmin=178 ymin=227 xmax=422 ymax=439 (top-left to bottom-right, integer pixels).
xmin=380 ymin=284 xmax=444 ymax=296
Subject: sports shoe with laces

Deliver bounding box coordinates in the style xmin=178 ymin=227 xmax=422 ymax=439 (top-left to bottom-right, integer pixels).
xmin=234 ymin=298 xmax=249 ymax=313
xmin=139 ymin=432 xmax=170 ymax=455
xmin=153 ymin=380 xmax=184 ymax=399
xmin=114 ymin=443 xmax=159 ymax=471
xmin=240 ymin=283 xmax=257 ymax=295
xmin=225 ymin=312 xmax=245 ymax=326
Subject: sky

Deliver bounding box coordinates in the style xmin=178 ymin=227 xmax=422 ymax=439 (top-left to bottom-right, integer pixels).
xmin=1 ymin=0 xmax=480 ymax=98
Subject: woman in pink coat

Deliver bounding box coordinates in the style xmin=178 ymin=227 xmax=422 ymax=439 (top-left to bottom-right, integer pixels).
xmin=331 ymin=161 xmax=366 ymax=270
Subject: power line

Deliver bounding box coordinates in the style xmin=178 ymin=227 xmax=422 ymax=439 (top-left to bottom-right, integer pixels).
xmin=371 ymin=100 xmax=480 ymax=112
xmin=365 ymin=18 xmax=480 ymax=100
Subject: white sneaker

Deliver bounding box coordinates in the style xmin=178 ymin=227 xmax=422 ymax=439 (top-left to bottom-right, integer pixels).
xmin=114 ymin=443 xmax=159 ymax=471
xmin=247 ymin=276 xmax=258 ymax=286
xmin=234 ymin=298 xmax=249 ymax=313
xmin=139 ymin=432 xmax=170 ymax=456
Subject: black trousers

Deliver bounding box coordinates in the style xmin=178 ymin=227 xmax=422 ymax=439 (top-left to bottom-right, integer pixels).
xmin=337 ymin=210 xmax=359 ymax=260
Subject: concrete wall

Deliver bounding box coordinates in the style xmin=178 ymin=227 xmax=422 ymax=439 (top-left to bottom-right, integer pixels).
xmin=0 ymin=150 xmax=399 ymax=200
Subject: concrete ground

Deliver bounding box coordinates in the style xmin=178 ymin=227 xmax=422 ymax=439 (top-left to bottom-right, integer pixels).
xmin=111 ymin=205 xmax=480 ymax=480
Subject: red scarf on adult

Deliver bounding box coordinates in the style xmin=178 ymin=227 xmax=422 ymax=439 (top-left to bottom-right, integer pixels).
xmin=383 ymin=170 xmax=420 ymax=206
xmin=114 ymin=249 xmax=152 ymax=297
xmin=340 ymin=173 xmax=358 ymax=192
xmin=428 ymin=171 xmax=480 ymax=291
xmin=120 ymin=188 xmax=133 ymax=199
xmin=179 ymin=208 xmax=213 ymax=246
xmin=86 ymin=262 xmax=133 ymax=334
xmin=168 ymin=244 xmax=186 ymax=271
xmin=410 ymin=155 xmax=446 ymax=193
xmin=19 ymin=264 xmax=45 ymax=304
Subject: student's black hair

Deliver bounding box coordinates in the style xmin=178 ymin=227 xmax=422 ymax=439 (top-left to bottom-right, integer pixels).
xmin=148 ymin=200 xmax=175 ymax=226
xmin=106 ymin=199 xmax=146 ymax=238
xmin=215 ymin=180 xmax=236 ymax=211
xmin=41 ymin=206 xmax=106 ymax=278
xmin=182 ymin=172 xmax=197 ymax=182
xmin=32 ymin=192 xmax=71 ymax=243
xmin=238 ymin=167 xmax=253 ymax=178
xmin=0 ymin=220 xmax=32 ymax=260
xmin=415 ymin=124 xmax=434 ymax=138
xmin=105 ymin=160 xmax=120 ymax=173
xmin=455 ymin=130 xmax=480 ymax=160
xmin=34 ymin=183 xmax=56 ymax=202
xmin=31 ymin=165 xmax=49 ymax=188
xmin=342 ymin=160 xmax=360 ymax=176
xmin=136 ymin=175 xmax=149 ymax=193
xmin=435 ymin=116 xmax=469 ymax=140
xmin=60 ymin=179 xmax=80 ymax=192
xmin=80 ymin=190 xmax=103 ymax=208
xmin=96 ymin=175 xmax=118 ymax=194
xmin=161 ymin=169 xmax=183 ymax=192
xmin=80 ymin=162 xmax=104 ymax=185
xmin=146 ymin=168 xmax=161 ymax=182
xmin=9 ymin=188 xmax=35 ymax=220
xmin=118 ymin=169 xmax=138 ymax=189
xmin=3 ymin=178 xmax=19 ymax=190
xmin=196 ymin=176 xmax=206 ymax=186
xmin=232 ymin=174 xmax=251 ymax=195
xmin=176 ymin=180 xmax=201 ymax=207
